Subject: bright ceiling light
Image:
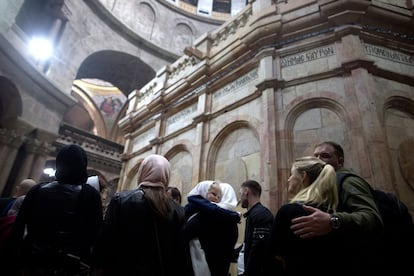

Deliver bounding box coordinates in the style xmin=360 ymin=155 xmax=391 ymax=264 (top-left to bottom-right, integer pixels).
xmin=28 ymin=37 xmax=53 ymax=60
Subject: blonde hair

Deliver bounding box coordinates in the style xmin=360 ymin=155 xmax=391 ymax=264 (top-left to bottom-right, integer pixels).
xmin=208 ymin=182 xmax=222 ymax=201
xmin=290 ymin=156 xmax=338 ymax=212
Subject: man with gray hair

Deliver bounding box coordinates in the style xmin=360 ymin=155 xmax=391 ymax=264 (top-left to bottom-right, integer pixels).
xmin=7 ymin=178 xmax=37 ymax=216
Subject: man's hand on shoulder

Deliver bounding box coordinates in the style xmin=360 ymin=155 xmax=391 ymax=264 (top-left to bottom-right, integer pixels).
xmin=290 ymin=205 xmax=332 ymax=238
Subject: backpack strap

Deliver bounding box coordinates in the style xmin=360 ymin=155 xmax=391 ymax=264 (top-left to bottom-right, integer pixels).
xmin=336 ymin=172 xmax=352 ymax=210
xmin=336 ymin=172 xmax=374 ymax=210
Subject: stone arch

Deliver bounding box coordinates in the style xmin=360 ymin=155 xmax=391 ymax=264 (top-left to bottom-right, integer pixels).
xmin=76 ymin=50 xmax=156 ymax=96
xmin=0 ymin=76 xmax=22 ymax=125
xmin=384 ymin=96 xmax=414 ymax=117
xmin=72 ymin=50 xmax=155 ymax=142
xmin=136 ymin=1 xmax=157 ymax=40
xmin=384 ymin=96 xmax=414 ymax=214
xmin=68 ymin=85 xmax=106 ymax=137
xmin=172 ymin=22 xmax=194 ymax=50
xmin=285 ymin=96 xmax=348 ymax=163
xmin=109 ymin=102 xmax=128 ymax=144
xmin=165 ymin=144 xmax=193 ymax=204
xmin=125 ymin=157 xmax=145 ymax=191
xmin=207 ymin=120 xmax=260 ymax=188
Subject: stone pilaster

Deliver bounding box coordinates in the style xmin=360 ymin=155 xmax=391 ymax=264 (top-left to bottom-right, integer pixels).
xmin=0 ymin=129 xmax=26 ymax=193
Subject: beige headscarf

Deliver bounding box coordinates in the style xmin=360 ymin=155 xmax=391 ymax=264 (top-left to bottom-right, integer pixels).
xmin=137 ymin=154 xmax=170 ymax=189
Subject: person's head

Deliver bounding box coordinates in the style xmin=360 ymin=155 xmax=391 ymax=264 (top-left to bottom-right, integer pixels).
xmin=313 ymin=141 xmax=344 ymax=171
xmin=55 ymin=144 xmax=88 ymax=184
xmin=137 ymin=154 xmax=170 ymax=189
xmin=207 ymin=182 xmax=222 ymax=203
xmin=15 ymin=178 xmax=36 ymax=197
xmin=289 ymin=156 xmax=338 ymax=212
xmin=166 ymin=186 xmax=182 ymax=205
xmin=188 ymin=180 xmax=222 ymax=203
xmin=137 ymin=154 xmax=171 ymax=217
xmin=217 ymin=183 xmax=238 ymax=211
xmin=239 ymin=180 xmax=262 ymax=209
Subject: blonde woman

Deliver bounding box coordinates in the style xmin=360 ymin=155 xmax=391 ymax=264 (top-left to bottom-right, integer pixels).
xmin=269 ymin=156 xmax=341 ymax=276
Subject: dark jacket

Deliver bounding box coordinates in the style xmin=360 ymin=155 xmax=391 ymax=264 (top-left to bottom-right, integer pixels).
xmin=184 ymin=195 xmax=240 ymax=276
xmin=269 ymin=203 xmax=340 ymax=276
xmin=11 ymin=181 xmax=103 ymax=270
xmin=93 ymin=188 xmax=186 ymax=276
xmin=334 ymin=168 xmax=384 ymax=275
xmin=243 ymin=202 xmax=273 ymax=276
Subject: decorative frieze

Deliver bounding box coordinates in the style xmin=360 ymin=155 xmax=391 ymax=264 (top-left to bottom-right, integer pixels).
xmin=165 ymin=103 xmax=198 ymax=135
xmin=169 ymin=56 xmax=198 ymax=79
xmin=137 ymin=82 xmax=158 ymax=110
xmin=364 ymin=44 xmax=413 ymax=66
xmin=212 ymin=8 xmax=251 ymax=46
xmin=213 ymin=68 xmax=259 ymax=100
xmin=132 ymin=128 xmax=156 ymax=152
xmin=280 ymin=45 xmax=336 ymax=68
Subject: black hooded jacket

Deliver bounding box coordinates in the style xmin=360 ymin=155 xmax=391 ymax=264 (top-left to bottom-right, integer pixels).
xmin=10 ymin=144 xmax=103 ymax=270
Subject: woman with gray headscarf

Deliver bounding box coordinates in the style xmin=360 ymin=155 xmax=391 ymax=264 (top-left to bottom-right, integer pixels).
xmin=92 ymin=154 xmax=186 ymax=276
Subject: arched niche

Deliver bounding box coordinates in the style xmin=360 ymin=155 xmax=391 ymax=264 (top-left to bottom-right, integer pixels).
xmin=0 ymin=76 xmax=22 ymax=125
xmin=384 ymin=96 xmax=414 ymax=215
xmin=165 ymin=145 xmax=193 ymax=205
xmin=207 ymin=120 xmax=260 ymax=190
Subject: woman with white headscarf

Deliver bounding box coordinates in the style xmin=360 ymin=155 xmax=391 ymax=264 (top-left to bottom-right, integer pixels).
xmin=93 ymin=154 xmax=186 ymax=276
xmin=184 ymin=180 xmax=240 ymax=276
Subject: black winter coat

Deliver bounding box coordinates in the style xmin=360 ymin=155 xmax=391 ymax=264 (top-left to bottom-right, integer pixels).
xmin=93 ymin=188 xmax=186 ymax=276
xmin=11 ymin=181 xmax=103 ymax=270
xmin=184 ymin=196 xmax=240 ymax=276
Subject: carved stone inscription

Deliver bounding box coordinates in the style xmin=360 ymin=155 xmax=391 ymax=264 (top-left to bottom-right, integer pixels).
xmin=365 ymin=44 xmax=413 ymax=66
xmin=133 ymin=128 xmax=155 ymax=151
xmin=213 ymin=68 xmax=259 ymax=100
xmin=165 ymin=104 xmax=198 ymax=135
xmin=281 ymin=45 xmax=336 ymax=68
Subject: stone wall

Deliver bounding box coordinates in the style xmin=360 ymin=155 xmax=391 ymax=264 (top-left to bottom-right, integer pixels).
xmin=119 ymin=0 xmax=414 ymax=219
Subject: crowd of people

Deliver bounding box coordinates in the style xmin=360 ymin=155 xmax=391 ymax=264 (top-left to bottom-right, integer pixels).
xmin=0 ymin=141 xmax=406 ymax=276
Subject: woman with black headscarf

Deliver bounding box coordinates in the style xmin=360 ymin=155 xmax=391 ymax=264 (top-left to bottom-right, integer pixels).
xmin=9 ymin=144 xmax=103 ymax=275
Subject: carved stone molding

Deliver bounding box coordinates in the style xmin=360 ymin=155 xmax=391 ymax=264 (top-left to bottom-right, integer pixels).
xmin=0 ymin=128 xmax=26 ymax=148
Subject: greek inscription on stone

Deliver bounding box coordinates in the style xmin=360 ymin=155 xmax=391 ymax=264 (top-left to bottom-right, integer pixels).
xmin=281 ymin=45 xmax=336 ymax=68
xmin=166 ymin=104 xmax=197 ymax=125
xmin=213 ymin=68 xmax=259 ymax=99
xmin=133 ymin=129 xmax=154 ymax=148
xmin=365 ymin=44 xmax=413 ymax=66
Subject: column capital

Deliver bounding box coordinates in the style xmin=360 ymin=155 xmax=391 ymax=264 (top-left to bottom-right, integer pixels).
xmin=0 ymin=128 xmax=26 ymax=148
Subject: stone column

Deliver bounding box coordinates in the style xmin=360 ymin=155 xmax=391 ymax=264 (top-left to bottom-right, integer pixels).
xmin=14 ymin=138 xmax=42 ymax=186
xmin=193 ymin=89 xmax=209 ymax=182
xmin=0 ymin=129 xmax=26 ymax=193
xmin=257 ymin=49 xmax=279 ymax=213
xmin=30 ymin=141 xmax=55 ymax=182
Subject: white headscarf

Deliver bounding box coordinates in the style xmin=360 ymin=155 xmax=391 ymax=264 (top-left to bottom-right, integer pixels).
xmin=87 ymin=175 xmax=100 ymax=192
xmin=217 ymin=183 xmax=238 ymax=211
xmin=188 ymin=180 xmax=217 ymax=199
